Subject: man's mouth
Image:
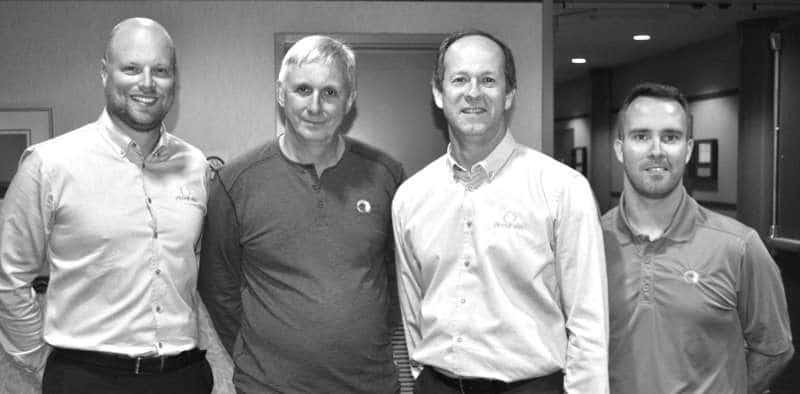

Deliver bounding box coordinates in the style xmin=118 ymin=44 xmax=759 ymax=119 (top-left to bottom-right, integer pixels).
xmin=131 ymin=95 xmax=157 ymax=105
xmin=461 ymin=107 xmax=486 ymax=114
xmin=644 ymin=165 xmax=669 ymax=174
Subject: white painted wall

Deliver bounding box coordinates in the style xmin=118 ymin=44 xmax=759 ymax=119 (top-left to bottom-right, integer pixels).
xmin=0 ymin=1 xmax=545 ymax=163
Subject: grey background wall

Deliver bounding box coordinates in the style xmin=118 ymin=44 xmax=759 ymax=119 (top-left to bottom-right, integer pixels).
xmin=0 ymin=1 xmax=546 ymax=168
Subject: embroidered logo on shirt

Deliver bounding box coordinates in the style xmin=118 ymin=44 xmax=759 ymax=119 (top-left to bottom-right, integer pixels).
xmin=176 ymin=186 xmax=197 ymax=203
xmin=494 ymin=211 xmax=524 ymax=229
xmin=683 ymin=270 xmax=700 ymax=284
xmin=356 ymin=199 xmax=371 ymax=214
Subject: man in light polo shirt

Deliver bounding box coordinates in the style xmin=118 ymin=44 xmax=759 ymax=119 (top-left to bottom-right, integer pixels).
xmin=603 ymin=82 xmax=794 ymax=393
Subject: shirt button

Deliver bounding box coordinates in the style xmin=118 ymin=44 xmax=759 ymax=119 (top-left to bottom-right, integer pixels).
xmin=466 ymin=221 xmax=472 ymax=228
xmin=155 ymin=268 xmax=161 ymax=275
xmin=456 ymin=337 xmax=463 ymax=343
xmin=318 ymin=201 xmax=324 ymax=208
xmin=146 ymin=197 xmax=152 ymax=204
xmin=155 ymin=305 xmax=162 ymax=313
xmin=157 ymin=342 xmax=163 ymax=349
xmin=460 ymin=298 xmax=466 ymax=304
xmin=312 ymin=184 xmax=321 ymax=191
xmin=464 ymin=260 xmax=470 ymax=267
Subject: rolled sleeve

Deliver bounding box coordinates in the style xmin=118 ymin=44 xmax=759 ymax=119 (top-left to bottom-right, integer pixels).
xmin=555 ymin=176 xmax=609 ymax=394
xmin=0 ymin=149 xmax=50 ymax=360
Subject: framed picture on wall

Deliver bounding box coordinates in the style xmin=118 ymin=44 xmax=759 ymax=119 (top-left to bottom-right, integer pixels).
xmin=0 ymin=108 xmax=53 ymax=199
xmin=690 ymin=138 xmax=718 ymax=190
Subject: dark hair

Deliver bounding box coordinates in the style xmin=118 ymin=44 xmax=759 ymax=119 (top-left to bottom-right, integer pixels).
xmin=615 ymin=82 xmax=692 ymax=139
xmin=432 ymin=30 xmax=516 ymax=92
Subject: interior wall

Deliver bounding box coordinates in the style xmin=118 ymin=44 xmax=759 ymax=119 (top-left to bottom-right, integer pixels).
xmin=610 ymin=33 xmax=739 ymax=103
xmin=0 ymin=1 xmax=544 ymax=164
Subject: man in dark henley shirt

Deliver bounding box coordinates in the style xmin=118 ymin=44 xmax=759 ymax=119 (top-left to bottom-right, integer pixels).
xmin=198 ymin=35 xmax=403 ymax=393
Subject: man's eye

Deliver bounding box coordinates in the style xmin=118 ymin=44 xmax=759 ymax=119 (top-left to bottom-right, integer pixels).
xmin=153 ymin=67 xmax=172 ymax=77
xmin=481 ymin=76 xmax=496 ymax=84
xmin=295 ymin=86 xmax=311 ymax=95
xmin=662 ymin=134 xmax=680 ymax=143
xmin=632 ymin=134 xmax=649 ymax=142
xmin=451 ymin=76 xmax=467 ymax=84
xmin=122 ymin=66 xmax=139 ymax=74
xmin=323 ymin=88 xmax=338 ymax=97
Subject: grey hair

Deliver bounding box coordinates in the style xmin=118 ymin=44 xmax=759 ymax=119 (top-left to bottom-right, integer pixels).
xmin=277 ymin=35 xmax=356 ymax=97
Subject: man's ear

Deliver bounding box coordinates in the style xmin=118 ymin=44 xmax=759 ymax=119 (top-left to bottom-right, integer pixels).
xmin=504 ymin=88 xmax=516 ymax=110
xmin=100 ymin=58 xmax=109 ymax=87
xmin=432 ymin=84 xmax=443 ymax=109
xmin=685 ymin=138 xmax=694 ymax=164
xmin=276 ymin=81 xmax=285 ymax=109
xmin=614 ymin=138 xmax=624 ymax=164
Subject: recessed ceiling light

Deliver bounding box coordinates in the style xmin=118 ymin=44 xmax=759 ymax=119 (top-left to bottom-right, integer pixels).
xmin=633 ymin=34 xmax=651 ymax=41
xmin=571 ymin=58 xmax=587 ymax=64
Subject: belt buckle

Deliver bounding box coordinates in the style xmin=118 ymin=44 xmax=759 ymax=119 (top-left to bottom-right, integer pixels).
xmin=133 ymin=355 xmax=166 ymax=375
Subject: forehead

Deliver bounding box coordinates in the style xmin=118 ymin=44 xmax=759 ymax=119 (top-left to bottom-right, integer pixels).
xmin=285 ymin=59 xmax=347 ymax=86
xmin=108 ymin=26 xmax=173 ymax=64
xmin=623 ymin=96 xmax=688 ymax=131
xmin=443 ymin=35 xmax=504 ymax=74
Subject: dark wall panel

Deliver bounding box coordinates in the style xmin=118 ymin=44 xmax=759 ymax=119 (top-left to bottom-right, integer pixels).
xmin=777 ymin=23 xmax=800 ymax=240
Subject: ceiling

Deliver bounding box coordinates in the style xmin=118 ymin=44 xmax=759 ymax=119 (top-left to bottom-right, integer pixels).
xmin=554 ymin=0 xmax=800 ymax=83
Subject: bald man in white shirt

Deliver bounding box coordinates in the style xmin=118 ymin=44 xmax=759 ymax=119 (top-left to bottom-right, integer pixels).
xmin=0 ymin=18 xmax=219 ymax=394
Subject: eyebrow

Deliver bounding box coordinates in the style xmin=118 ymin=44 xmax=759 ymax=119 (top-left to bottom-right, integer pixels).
xmin=626 ymin=127 xmax=685 ymax=135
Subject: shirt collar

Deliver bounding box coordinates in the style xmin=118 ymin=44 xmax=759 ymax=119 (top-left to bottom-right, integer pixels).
xmin=616 ymin=186 xmax=697 ymax=244
xmin=97 ymin=108 xmax=169 ymax=160
xmin=446 ymin=130 xmax=517 ymax=183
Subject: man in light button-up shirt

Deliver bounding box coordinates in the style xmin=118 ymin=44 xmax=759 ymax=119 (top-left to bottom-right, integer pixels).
xmin=0 ymin=18 xmax=219 ymax=394
xmin=392 ymin=30 xmax=609 ymax=393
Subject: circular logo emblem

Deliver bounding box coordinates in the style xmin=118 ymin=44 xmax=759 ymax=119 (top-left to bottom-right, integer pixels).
xmin=356 ymin=199 xmax=371 ymax=214
xmin=683 ymin=270 xmax=700 ymax=284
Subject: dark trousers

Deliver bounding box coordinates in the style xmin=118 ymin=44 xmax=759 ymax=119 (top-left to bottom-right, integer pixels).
xmin=413 ymin=367 xmax=564 ymax=394
xmin=42 ymin=348 xmax=213 ymax=394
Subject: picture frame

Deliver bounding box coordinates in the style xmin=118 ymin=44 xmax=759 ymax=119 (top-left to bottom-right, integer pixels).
xmin=690 ymin=138 xmax=718 ymax=190
xmin=0 ymin=108 xmax=54 ymax=199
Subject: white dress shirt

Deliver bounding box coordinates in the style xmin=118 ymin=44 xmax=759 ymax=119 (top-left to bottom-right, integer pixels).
xmin=392 ymin=131 xmax=609 ymax=393
xmin=0 ymin=110 xmax=208 ymax=366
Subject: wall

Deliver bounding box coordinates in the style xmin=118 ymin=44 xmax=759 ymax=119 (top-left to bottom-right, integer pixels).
xmin=0 ymin=1 xmax=545 ymax=164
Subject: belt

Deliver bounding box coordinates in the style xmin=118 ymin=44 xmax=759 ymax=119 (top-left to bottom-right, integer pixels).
xmin=428 ymin=367 xmax=563 ymax=393
xmin=52 ymin=347 xmax=206 ymax=375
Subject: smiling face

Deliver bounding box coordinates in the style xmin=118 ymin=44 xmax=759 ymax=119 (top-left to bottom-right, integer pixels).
xmin=277 ymin=60 xmax=353 ymax=147
xmin=615 ymin=96 xmax=694 ymax=200
xmin=101 ymin=22 xmax=175 ymax=134
xmin=433 ymin=35 xmax=515 ymax=145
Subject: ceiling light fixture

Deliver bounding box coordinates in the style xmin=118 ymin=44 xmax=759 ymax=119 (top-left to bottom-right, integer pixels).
xmin=633 ymin=34 xmax=651 ymax=41
xmin=571 ymin=58 xmax=587 ymax=64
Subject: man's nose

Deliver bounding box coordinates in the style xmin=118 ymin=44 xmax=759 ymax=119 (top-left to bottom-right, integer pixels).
xmin=649 ymin=139 xmax=665 ymax=157
xmin=140 ymin=69 xmax=156 ymax=91
xmin=307 ymin=92 xmax=323 ymax=115
xmin=465 ymin=79 xmax=482 ymax=100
